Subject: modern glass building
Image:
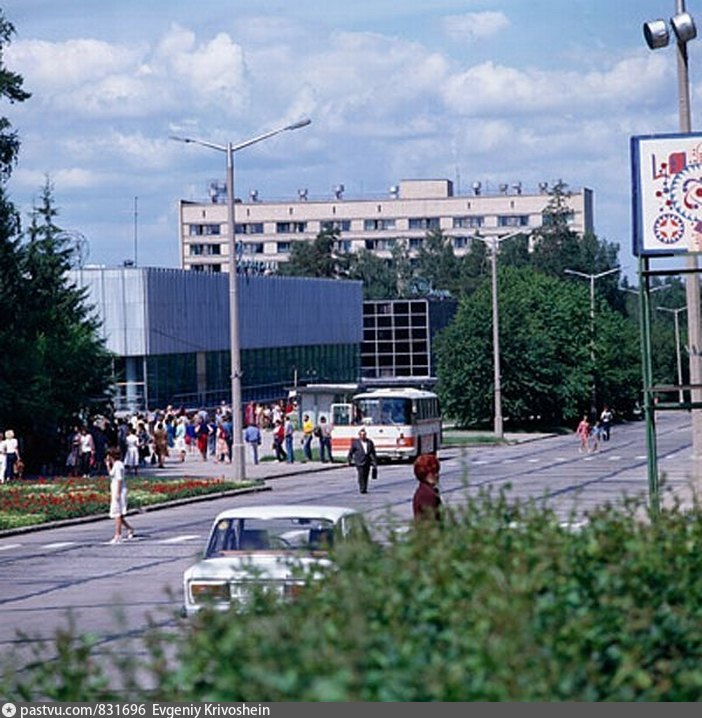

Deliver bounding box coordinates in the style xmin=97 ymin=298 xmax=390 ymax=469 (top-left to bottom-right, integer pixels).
xmin=361 ymin=298 xmax=457 ymax=385
xmin=69 ymin=267 xmax=363 ymax=413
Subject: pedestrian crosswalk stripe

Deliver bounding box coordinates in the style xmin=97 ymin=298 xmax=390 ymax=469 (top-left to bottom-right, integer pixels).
xmin=43 ymin=542 xmax=76 ymax=549
xmin=159 ymin=534 xmax=202 ymax=544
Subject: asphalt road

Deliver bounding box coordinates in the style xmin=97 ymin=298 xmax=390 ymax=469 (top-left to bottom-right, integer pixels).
xmin=1 ymin=411 xmax=699 ymax=669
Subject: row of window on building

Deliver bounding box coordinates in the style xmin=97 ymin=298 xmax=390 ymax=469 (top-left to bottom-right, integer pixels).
xmin=187 ymin=211 xmax=571 ymax=238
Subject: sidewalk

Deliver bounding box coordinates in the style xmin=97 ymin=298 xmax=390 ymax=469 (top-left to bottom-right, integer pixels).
xmin=137 ymin=429 xmax=345 ymax=482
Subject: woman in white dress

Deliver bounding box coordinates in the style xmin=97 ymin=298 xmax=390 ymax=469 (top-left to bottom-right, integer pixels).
xmin=3 ymin=429 xmax=20 ymax=482
xmin=174 ymin=416 xmax=187 ymax=462
xmin=0 ymin=432 xmax=6 ymax=484
xmin=106 ymin=447 xmax=135 ymax=544
xmin=123 ymin=426 xmax=140 ymax=476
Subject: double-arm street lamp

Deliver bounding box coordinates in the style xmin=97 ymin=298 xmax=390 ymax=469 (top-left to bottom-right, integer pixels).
xmin=473 ymin=230 xmax=525 ymax=439
xmin=657 ymin=304 xmax=687 ymax=403
xmin=564 ymin=266 xmax=620 ymax=415
xmin=171 ymin=118 xmax=311 ymax=481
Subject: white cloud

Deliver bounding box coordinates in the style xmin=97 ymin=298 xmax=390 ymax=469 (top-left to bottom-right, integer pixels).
xmin=443 ymin=11 xmax=510 ymax=42
xmin=6 ymin=24 xmax=249 ymax=121
xmin=441 ymin=53 xmax=670 ymax=118
xmin=6 ymin=38 xmax=139 ymax=89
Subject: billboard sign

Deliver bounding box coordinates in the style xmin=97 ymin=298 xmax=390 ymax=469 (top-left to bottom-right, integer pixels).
xmin=631 ymin=132 xmax=702 ymax=256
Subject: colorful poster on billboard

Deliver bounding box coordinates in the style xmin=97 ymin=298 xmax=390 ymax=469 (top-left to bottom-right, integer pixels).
xmin=631 ymin=132 xmax=702 ymax=256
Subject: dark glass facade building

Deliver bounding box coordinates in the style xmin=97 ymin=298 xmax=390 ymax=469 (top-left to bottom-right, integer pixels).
xmin=70 ymin=268 xmax=362 ymax=412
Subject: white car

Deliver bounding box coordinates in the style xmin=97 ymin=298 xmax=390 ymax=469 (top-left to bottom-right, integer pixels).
xmin=182 ymin=504 xmax=369 ymax=615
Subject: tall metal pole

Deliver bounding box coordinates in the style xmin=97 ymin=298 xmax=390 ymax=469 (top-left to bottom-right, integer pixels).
xmin=640 ymin=256 xmax=660 ymax=515
xmin=475 ymin=230 xmax=523 ymax=440
xmin=676 ymin=0 xmax=702 ymax=460
xmin=490 ymin=238 xmax=503 ymax=439
xmin=657 ymin=305 xmax=686 ymax=402
xmin=589 ymin=275 xmax=596 ymax=414
xmin=226 ymin=143 xmax=245 ymax=480
xmin=170 ymin=118 xmax=311 ymax=483
xmin=564 ymin=267 xmax=620 ymax=416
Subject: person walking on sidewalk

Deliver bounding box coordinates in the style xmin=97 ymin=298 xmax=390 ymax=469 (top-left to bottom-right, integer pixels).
xmin=317 ymin=416 xmax=333 ymax=463
xmin=273 ymin=419 xmax=287 ymax=462
xmin=284 ymin=416 xmax=295 ymax=463
xmin=347 ymin=428 xmax=378 ymax=494
xmin=302 ymin=414 xmax=314 ymax=462
xmin=244 ymin=422 xmax=262 ymax=465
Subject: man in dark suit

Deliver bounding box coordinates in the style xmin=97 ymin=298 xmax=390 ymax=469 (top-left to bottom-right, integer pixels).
xmin=347 ymin=428 xmax=378 ymax=494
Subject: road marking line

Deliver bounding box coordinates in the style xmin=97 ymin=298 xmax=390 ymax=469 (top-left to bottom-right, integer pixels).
xmin=160 ymin=534 xmax=202 ymax=544
xmin=527 ymin=458 xmax=539 ymax=463
xmin=0 ymin=543 xmax=22 ymax=551
xmin=43 ymin=542 xmax=76 ymax=549
xmin=608 ymin=456 xmax=622 ymax=461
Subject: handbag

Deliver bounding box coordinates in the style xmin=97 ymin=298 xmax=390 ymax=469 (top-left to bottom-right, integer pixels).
xmin=371 ymin=466 xmax=378 ymax=480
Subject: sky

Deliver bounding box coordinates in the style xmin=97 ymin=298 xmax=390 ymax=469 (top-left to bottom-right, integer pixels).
xmin=2 ymin=0 xmax=699 ymax=279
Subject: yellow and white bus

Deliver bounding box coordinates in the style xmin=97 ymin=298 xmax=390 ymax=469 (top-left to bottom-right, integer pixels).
xmin=331 ymin=387 xmax=441 ymax=461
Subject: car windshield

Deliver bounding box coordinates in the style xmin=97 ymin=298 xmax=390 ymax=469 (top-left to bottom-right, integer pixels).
xmin=205 ymin=516 xmax=339 ymax=557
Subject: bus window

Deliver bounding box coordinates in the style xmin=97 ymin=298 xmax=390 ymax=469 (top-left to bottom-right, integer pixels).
xmin=382 ymin=398 xmax=411 ymax=424
xmin=331 ymin=403 xmax=352 ymax=426
xmin=355 ymin=399 xmax=381 ymax=425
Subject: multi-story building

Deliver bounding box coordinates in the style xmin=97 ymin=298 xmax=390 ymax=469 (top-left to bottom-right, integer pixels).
xmin=179 ymin=178 xmax=594 ymax=273
xmin=69 ymin=267 xmax=362 ymax=413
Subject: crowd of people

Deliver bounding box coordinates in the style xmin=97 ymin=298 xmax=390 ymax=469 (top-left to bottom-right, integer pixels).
xmin=53 ymin=398 xmax=340 ymax=478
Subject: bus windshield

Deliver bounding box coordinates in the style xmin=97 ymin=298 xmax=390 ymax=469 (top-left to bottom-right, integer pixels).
xmin=354 ymin=398 xmax=412 ymax=425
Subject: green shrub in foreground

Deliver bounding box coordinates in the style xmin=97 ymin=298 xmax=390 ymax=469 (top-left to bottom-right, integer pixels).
xmin=4 ymin=489 xmax=702 ymax=700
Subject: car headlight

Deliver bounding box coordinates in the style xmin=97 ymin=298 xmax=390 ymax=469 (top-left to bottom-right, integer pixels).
xmin=189 ymin=581 xmax=231 ymax=604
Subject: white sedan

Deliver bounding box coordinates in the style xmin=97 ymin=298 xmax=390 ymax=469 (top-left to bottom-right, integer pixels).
xmin=183 ymin=504 xmax=369 ymax=615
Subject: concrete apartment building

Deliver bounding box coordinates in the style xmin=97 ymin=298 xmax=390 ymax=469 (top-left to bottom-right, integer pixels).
xmin=179 ymin=178 xmax=594 ymax=273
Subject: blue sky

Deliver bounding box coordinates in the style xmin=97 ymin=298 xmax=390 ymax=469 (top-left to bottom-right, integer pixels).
xmin=2 ymin=1 xmax=699 ymax=278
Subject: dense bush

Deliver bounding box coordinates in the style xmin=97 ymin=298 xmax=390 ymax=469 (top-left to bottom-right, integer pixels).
xmin=5 ymin=489 xmax=702 ymax=700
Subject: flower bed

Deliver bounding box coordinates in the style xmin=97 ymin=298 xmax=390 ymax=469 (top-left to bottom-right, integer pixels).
xmin=0 ymin=476 xmax=255 ymax=530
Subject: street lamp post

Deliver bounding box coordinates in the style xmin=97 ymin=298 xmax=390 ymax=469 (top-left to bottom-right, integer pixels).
xmin=171 ymin=118 xmax=311 ymax=481
xmin=564 ymin=266 xmax=620 ymax=415
xmin=657 ymin=305 xmax=687 ymax=403
xmin=644 ymin=1 xmax=702 ymax=459
xmin=473 ymin=231 xmax=524 ymax=439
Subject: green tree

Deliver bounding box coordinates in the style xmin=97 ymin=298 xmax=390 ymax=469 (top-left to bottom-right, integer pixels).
xmin=414 ymin=229 xmax=460 ymax=295
xmin=532 ymin=181 xmax=622 ymax=311
xmin=279 ymin=228 xmax=348 ymax=279
xmin=346 ymin=248 xmax=397 ymax=299
xmin=0 ymin=10 xmax=31 ymax=429
xmin=11 ymin=181 xmax=113 ymax=465
xmin=435 ymin=266 xmax=640 ymax=427
xmin=0 ymin=12 xmax=29 ymax=174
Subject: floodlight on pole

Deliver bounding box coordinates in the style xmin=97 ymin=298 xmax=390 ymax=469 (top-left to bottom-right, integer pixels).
xmin=643 ymin=0 xmax=702 ymax=461
xmin=171 ymin=117 xmax=311 ymax=481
